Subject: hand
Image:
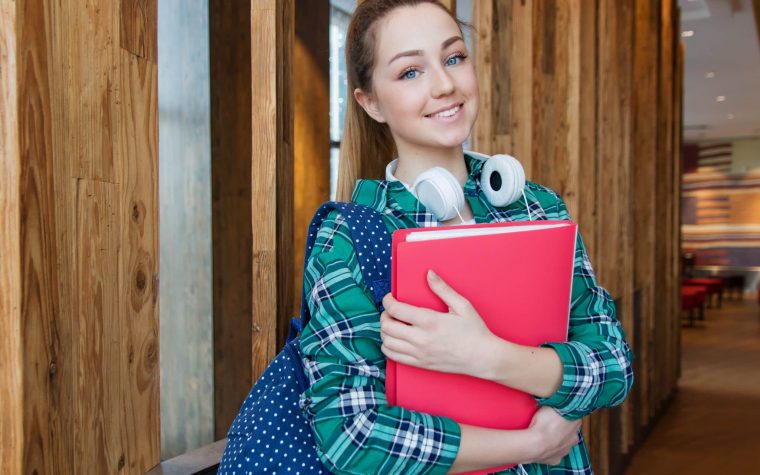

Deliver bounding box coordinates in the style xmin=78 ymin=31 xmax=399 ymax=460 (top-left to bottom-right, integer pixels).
xmin=379 ymin=269 xmax=499 ymax=378
xmin=526 ymin=406 xmax=582 ymax=466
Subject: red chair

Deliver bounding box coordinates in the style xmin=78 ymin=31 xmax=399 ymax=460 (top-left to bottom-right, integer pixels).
xmin=683 ymin=278 xmax=724 ymax=308
xmin=681 ymin=285 xmax=707 ymax=326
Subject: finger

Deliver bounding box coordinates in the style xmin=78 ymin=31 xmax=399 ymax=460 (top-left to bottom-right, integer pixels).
xmin=381 ymin=334 xmax=419 ymax=357
xmin=381 ymin=344 xmax=420 ymax=366
xmin=384 ymin=298 xmax=437 ymax=328
xmin=381 ymin=313 xmax=426 ymax=342
xmin=382 ymin=292 xmax=395 ymax=312
xmin=427 ymin=270 xmax=472 ymax=315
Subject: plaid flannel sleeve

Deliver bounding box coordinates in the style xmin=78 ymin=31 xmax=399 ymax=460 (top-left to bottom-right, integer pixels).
xmin=298 ymin=211 xmax=461 ymax=475
xmin=534 ymin=197 xmax=635 ymax=420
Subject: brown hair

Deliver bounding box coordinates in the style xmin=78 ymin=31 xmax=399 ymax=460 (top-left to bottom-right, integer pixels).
xmin=336 ymin=0 xmax=471 ymax=201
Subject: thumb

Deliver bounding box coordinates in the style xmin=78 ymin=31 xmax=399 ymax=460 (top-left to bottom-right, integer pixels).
xmin=427 ymin=269 xmax=470 ymax=314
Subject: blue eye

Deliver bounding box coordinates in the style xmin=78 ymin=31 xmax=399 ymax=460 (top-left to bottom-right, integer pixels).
xmin=446 ymin=53 xmax=466 ymax=66
xmin=401 ymin=69 xmax=418 ymax=80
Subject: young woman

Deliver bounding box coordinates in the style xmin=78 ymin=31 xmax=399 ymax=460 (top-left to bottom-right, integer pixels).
xmin=298 ymin=1 xmax=634 ymax=473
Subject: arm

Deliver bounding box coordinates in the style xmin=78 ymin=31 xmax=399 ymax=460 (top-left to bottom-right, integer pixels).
xmin=301 ymin=212 xmax=572 ymax=474
xmin=380 ymin=195 xmax=634 ymax=420
xmin=300 ymin=211 xmax=459 ymax=474
xmin=530 ymin=197 xmax=634 ymax=419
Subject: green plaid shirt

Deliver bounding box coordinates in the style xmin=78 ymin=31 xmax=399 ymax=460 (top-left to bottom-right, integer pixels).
xmin=299 ymin=152 xmax=634 ymax=474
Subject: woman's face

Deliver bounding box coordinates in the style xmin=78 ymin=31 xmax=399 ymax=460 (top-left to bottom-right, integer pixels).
xmin=356 ymin=3 xmax=479 ymax=152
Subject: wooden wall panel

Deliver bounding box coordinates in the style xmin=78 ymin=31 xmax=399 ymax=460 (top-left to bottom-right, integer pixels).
xmin=251 ymin=0 xmax=295 ymax=379
xmin=0 ymin=0 xmax=23 ymax=471
xmin=656 ymin=0 xmax=674 ymax=412
xmin=471 ymin=0 xmax=683 ymax=473
xmin=632 ymin=0 xmax=660 ymax=433
xmin=293 ymin=0 xmax=331 ymax=319
xmin=210 ymin=0 xmax=255 ymax=440
xmin=6 ymin=0 xmax=160 ymax=472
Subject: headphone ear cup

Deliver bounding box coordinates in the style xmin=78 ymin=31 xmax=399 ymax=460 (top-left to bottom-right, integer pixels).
xmin=412 ymin=167 xmax=464 ymax=221
xmin=481 ymin=154 xmax=526 ymax=207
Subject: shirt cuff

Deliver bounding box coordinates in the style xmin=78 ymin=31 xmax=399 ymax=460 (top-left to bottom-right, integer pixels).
xmin=425 ymin=415 xmax=462 ymax=475
xmin=532 ymin=341 xmax=587 ymax=419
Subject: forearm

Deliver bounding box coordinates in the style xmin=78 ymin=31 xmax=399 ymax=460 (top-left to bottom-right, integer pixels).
xmin=479 ymin=336 xmax=564 ymax=399
xmin=448 ymin=424 xmax=538 ymax=474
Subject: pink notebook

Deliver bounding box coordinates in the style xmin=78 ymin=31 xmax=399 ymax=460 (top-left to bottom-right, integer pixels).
xmin=386 ymin=220 xmax=577 ymax=474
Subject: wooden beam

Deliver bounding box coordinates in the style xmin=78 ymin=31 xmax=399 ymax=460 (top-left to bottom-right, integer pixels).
xmin=210 ymin=0 xmax=254 ymax=439
xmin=8 ymin=0 xmax=160 ymax=472
xmin=632 ymin=0 xmax=660 ymax=434
xmin=294 ymin=0 xmax=331 ymax=319
xmin=251 ymin=0 xmax=295 ymax=379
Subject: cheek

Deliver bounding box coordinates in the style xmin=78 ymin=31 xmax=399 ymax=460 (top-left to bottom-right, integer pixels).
xmin=381 ymin=85 xmax=428 ymax=125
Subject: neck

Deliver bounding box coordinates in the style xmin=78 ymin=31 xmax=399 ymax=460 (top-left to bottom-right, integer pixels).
xmin=394 ymin=144 xmax=467 ymax=187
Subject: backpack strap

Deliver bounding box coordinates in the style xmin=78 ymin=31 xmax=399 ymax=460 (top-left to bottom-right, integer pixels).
xmin=293 ymin=201 xmax=392 ymax=340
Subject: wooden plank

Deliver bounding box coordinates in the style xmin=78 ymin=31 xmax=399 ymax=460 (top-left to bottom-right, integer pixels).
xmin=294 ymin=0 xmax=330 ymax=319
xmin=17 ymin=1 xmax=75 ymax=472
xmin=74 ymin=179 xmax=121 ymax=472
xmin=472 ymin=0 xmax=494 ymax=154
xmin=210 ymin=0 xmax=254 ymax=439
xmin=120 ymin=0 xmax=158 ymax=62
xmin=632 ymin=0 xmax=660 ymax=433
xmin=656 ymin=0 xmax=674 ymax=411
xmin=251 ymin=0 xmax=295 ymax=379
xmin=115 ymin=18 xmax=161 ymax=475
xmin=596 ymin=0 xmax=634 ymax=469
xmin=12 ymin=0 xmax=160 ymax=472
xmin=0 ymin=0 xmax=23 ymax=472
xmin=671 ymin=6 xmax=683 ymax=394
xmin=146 ymin=439 xmax=226 ymax=475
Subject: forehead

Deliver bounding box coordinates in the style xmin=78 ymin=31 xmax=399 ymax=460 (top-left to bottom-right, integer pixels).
xmin=374 ymin=4 xmax=461 ymax=62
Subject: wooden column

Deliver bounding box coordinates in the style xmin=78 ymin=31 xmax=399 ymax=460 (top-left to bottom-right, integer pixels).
xmin=632 ymin=0 xmax=660 ymax=435
xmin=1 ymin=0 xmax=160 ymax=472
xmin=655 ymin=0 xmax=675 ymax=412
xmin=293 ymin=0 xmax=331 ymax=319
xmin=251 ymin=0 xmax=295 ymax=379
xmin=210 ymin=0 xmax=255 ymax=439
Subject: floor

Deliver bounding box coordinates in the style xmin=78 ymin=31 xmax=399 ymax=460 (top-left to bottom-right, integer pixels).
xmin=624 ymin=295 xmax=760 ymax=474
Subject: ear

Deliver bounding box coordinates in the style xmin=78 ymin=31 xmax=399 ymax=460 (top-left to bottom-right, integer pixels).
xmin=354 ymin=88 xmax=387 ymax=124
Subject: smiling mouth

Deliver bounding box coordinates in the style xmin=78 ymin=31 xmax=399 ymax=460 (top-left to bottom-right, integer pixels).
xmin=425 ymin=103 xmax=463 ymax=119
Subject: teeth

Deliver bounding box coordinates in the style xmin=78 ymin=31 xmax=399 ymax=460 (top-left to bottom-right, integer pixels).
xmin=431 ymin=104 xmax=461 ymax=118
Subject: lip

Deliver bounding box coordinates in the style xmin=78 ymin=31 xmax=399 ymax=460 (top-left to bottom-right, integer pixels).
xmin=425 ymin=102 xmax=464 ymax=117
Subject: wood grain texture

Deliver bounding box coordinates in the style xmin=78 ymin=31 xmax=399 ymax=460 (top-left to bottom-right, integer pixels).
xmin=0 ymin=1 xmax=23 ymax=472
xmin=121 ymin=0 xmax=158 ymax=62
xmin=210 ymin=0 xmax=254 ymax=439
xmin=596 ymin=0 xmax=635 ymax=462
xmin=12 ymin=0 xmax=160 ymax=471
xmin=656 ymin=0 xmax=674 ymax=413
xmin=632 ymin=0 xmax=660 ymax=433
xmin=251 ymin=0 xmax=295 ymax=380
xmin=294 ymin=0 xmax=330 ymax=320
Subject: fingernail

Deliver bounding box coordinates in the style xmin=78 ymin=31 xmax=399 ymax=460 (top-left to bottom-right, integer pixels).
xmin=427 ymin=269 xmax=438 ymax=281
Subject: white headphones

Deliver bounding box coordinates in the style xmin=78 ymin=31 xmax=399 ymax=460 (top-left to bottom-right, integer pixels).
xmin=385 ymin=151 xmax=530 ymax=222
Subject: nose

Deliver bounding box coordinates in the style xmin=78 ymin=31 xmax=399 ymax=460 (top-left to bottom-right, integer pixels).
xmin=430 ymin=64 xmax=455 ymax=98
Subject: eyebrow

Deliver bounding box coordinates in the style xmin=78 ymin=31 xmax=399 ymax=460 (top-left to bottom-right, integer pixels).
xmin=387 ymin=35 xmax=464 ymax=66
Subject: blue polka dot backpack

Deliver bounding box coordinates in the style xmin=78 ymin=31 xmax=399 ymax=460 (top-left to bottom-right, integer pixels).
xmin=218 ymin=201 xmax=392 ymax=474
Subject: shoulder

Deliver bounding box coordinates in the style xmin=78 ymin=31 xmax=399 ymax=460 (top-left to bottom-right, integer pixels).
xmin=524 ymin=181 xmax=570 ymax=220
xmin=308 ymin=208 xmax=355 ymax=264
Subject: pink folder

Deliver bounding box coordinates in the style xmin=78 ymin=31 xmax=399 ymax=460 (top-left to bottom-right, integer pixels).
xmin=386 ymin=220 xmax=577 ymax=474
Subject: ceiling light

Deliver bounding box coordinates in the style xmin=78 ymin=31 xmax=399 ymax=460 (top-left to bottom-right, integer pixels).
xmin=716 ymin=95 xmax=726 ymax=102
xmin=705 ymin=71 xmax=715 ymax=78
xmin=682 ymin=30 xmax=695 ymax=37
